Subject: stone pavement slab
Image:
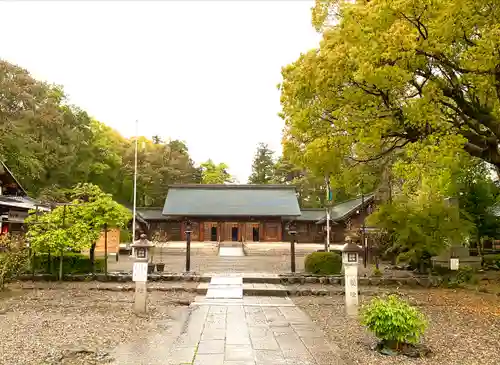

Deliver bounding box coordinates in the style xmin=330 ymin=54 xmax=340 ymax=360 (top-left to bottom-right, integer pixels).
xmin=169 ymin=294 xmax=345 ymax=365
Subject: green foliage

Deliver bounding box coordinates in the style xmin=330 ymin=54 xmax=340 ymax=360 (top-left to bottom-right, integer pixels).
xmin=281 ymin=0 xmax=500 ymax=175
xmin=32 ymin=253 xmax=105 ymax=275
xmin=26 ymin=183 xmax=131 ymax=255
xmin=372 ymin=266 xmax=383 ymax=277
xmin=438 ymin=265 xmax=477 ymax=287
xmin=0 ymin=59 xmax=202 ymax=205
xmin=483 ymin=254 xmax=500 ymax=270
xmin=368 ymin=192 xmax=473 ymax=269
xmin=457 ymin=161 xmax=500 ymax=244
xmin=304 ymin=252 xmax=342 ymax=275
xmin=120 ymin=228 xmax=132 ymax=244
xmin=361 ymin=295 xmax=427 ymax=346
xmin=248 ymin=143 xmax=276 ymax=184
xmin=0 ymin=234 xmax=29 ymax=290
xmin=455 ymin=265 xmax=475 ymax=285
xmin=200 ymin=159 xmax=234 ymax=184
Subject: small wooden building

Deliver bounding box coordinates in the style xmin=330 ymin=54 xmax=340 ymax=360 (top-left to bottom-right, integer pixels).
xmin=161 ymin=184 xmax=301 ymax=242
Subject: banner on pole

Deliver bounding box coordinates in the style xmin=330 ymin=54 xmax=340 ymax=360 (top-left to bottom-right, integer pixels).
xmin=325 ymin=177 xmax=332 ymax=202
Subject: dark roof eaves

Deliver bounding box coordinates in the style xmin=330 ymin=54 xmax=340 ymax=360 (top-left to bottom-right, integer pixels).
xmin=161 ymin=213 xmax=301 ymax=218
xmin=1 ymin=161 xmax=28 ymax=196
xmin=315 ymin=194 xmax=375 ymax=223
xmin=167 ymin=184 xmax=297 ymax=190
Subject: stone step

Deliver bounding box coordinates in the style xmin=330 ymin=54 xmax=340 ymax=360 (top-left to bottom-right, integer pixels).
xmin=197 ymin=282 xmax=287 ymax=297
xmin=218 ymin=246 xmax=245 ymax=257
xmin=154 ymin=247 xmax=219 ymax=256
xmin=218 ymin=241 xmax=243 ymax=248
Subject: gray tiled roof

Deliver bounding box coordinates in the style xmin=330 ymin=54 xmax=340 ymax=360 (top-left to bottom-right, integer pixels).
xmin=0 ymin=196 xmax=49 ymax=211
xmin=162 ymin=184 xmax=301 ymax=217
xmin=296 ymin=209 xmax=325 ymax=221
xmin=136 ymin=207 xmax=164 ymax=220
xmin=315 ymin=194 xmax=375 ymax=223
xmin=330 ymin=194 xmax=375 ymax=221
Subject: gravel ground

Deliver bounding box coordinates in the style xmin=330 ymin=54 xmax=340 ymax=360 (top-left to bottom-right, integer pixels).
xmin=0 ymin=285 xmax=196 ymax=365
xmin=294 ymin=289 xmax=500 ymax=365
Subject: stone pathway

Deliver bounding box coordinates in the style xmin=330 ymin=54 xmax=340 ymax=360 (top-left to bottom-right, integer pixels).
xmin=165 ymin=274 xmax=345 ymax=365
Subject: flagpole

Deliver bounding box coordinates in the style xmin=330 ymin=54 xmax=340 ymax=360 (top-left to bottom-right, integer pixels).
xmin=131 ymin=120 xmax=138 ymax=256
xmin=325 ymin=176 xmax=331 ymax=252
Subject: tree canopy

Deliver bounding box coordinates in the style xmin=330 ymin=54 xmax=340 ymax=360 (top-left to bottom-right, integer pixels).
xmin=0 ymin=60 xmax=211 ymax=205
xmin=248 ymin=143 xmax=276 ymax=184
xmin=26 ymin=183 xmax=131 ymax=255
xmin=280 ymin=0 xmax=500 ymax=179
xmin=200 ymin=159 xmax=234 ymax=184
xmin=279 ymin=0 xmax=500 ymax=260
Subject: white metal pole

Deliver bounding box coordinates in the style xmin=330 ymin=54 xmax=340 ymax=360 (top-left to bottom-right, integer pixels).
xmin=326 ymin=209 xmax=330 ymax=252
xmin=325 ymin=176 xmax=331 ymax=252
xmin=131 ymin=120 xmax=138 ymax=256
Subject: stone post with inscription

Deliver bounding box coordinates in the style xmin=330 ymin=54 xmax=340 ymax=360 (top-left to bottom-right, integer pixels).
xmin=131 ymin=233 xmax=154 ymax=315
xmin=341 ymin=237 xmax=363 ymax=317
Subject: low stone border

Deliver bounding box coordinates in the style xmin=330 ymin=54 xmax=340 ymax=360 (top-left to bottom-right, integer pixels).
xmin=279 ymin=274 xmax=442 ymax=288
xmin=16 ymin=272 xmax=445 ymax=288
xmin=85 ymin=285 xmax=392 ymax=297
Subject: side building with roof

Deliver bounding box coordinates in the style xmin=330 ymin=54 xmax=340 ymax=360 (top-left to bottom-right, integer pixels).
xmin=0 ymin=161 xmax=50 ymax=234
xmin=138 ymin=184 xmax=375 ymax=244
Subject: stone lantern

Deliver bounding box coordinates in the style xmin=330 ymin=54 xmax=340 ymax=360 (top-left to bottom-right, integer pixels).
xmin=341 ymin=237 xmax=363 ymax=317
xmin=131 ymin=233 xmax=154 ymax=314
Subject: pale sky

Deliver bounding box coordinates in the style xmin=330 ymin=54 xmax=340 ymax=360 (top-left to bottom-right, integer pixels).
xmin=0 ymin=0 xmax=321 ymax=183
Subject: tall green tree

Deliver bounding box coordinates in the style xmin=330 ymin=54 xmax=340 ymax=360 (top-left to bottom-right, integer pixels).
xmin=26 ymin=183 xmax=131 ymax=277
xmin=457 ymin=161 xmax=500 ymax=248
xmin=368 ymin=191 xmax=473 ymax=270
xmin=248 ymin=143 xmax=276 ymax=184
xmin=200 ymin=159 xmax=234 ymax=184
xmin=0 ymin=59 xmax=203 ymax=205
xmin=280 ymin=0 xmax=500 ymax=186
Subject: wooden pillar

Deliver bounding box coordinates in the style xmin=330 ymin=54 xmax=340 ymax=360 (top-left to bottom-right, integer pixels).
xmin=278 ymin=220 xmax=283 ymax=242
xmin=198 ymin=221 xmax=205 ymax=242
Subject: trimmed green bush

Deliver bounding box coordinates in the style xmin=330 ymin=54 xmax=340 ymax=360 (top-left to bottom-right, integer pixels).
xmin=32 ymin=253 xmax=105 ymax=275
xmin=304 ymin=252 xmax=342 ymax=275
xmin=361 ymin=294 xmax=427 ymax=348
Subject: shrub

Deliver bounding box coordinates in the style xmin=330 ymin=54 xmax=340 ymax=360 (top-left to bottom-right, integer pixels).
xmin=435 ymin=265 xmax=477 ymax=288
xmin=483 ymin=254 xmax=500 ymax=270
xmin=455 ymin=265 xmax=475 ymax=284
xmin=361 ymin=294 xmax=427 ymax=348
xmin=0 ymin=234 xmax=28 ymax=290
xmin=372 ymin=266 xmax=383 ymax=277
xmin=304 ymin=252 xmax=342 ymax=275
xmin=32 ymin=252 xmax=105 ymax=275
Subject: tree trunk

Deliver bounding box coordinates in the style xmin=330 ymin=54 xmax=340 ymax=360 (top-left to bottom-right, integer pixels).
xmin=59 ymin=250 xmax=63 ymax=281
xmin=90 ymin=243 xmax=96 ymax=275
xmin=32 ymin=251 xmax=36 ymax=278
xmin=47 ymin=251 xmax=52 ymax=274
